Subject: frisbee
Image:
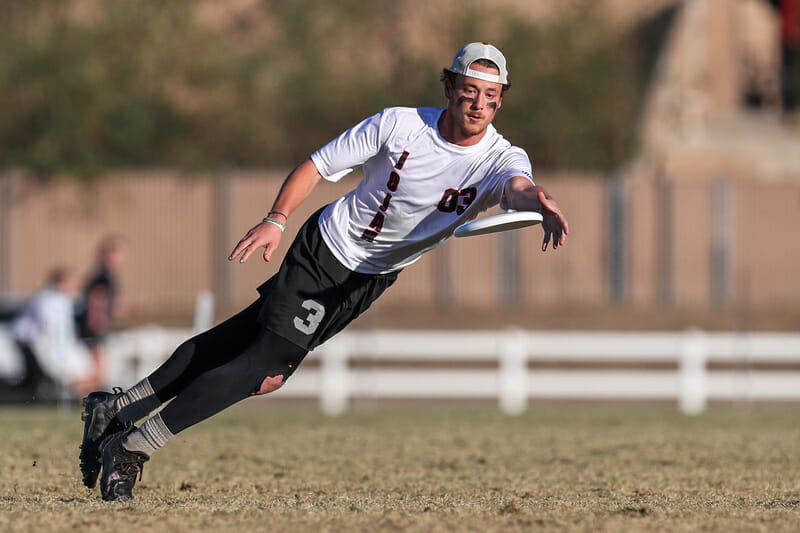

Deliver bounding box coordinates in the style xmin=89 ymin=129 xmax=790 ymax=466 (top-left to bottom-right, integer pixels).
xmin=454 ymin=211 xmax=543 ymax=238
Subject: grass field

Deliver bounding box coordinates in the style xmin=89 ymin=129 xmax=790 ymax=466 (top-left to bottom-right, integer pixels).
xmin=2 ymin=404 xmax=800 ymax=532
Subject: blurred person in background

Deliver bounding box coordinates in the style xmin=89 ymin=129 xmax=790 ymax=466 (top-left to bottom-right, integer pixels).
xmin=9 ymin=267 xmax=98 ymax=400
xmin=75 ymin=235 xmax=127 ymax=392
xmin=79 ymin=42 xmax=569 ymax=502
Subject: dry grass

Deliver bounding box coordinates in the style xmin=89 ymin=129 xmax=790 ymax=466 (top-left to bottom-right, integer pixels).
xmin=2 ymin=404 xmax=800 ymax=532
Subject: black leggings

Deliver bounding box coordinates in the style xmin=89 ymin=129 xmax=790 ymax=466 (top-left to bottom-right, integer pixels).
xmin=146 ymin=298 xmax=307 ymax=434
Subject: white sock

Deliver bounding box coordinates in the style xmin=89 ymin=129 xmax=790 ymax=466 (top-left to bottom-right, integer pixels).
xmin=114 ymin=378 xmax=161 ymax=424
xmin=122 ymin=413 xmax=174 ymax=457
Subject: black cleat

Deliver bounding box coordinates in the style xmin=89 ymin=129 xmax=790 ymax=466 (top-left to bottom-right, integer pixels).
xmin=79 ymin=388 xmax=126 ymax=488
xmin=99 ymin=426 xmax=149 ymax=502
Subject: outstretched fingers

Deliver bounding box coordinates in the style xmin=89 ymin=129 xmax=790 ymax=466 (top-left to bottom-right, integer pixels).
xmin=541 ymin=220 xmax=564 ymax=251
xmin=229 ymin=234 xmax=254 ymax=263
xmin=229 ymin=222 xmax=283 ymax=263
xmin=228 ymin=240 xmax=247 ymax=263
xmin=537 ymin=191 xmax=568 ymax=251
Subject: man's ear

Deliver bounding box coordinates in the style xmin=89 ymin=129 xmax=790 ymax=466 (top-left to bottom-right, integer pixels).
xmin=444 ymin=79 xmax=452 ymax=100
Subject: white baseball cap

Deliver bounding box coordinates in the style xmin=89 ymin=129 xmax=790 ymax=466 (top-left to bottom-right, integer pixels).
xmin=447 ymin=42 xmax=509 ymax=85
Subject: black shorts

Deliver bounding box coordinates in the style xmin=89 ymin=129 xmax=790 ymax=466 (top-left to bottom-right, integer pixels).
xmin=256 ymin=208 xmax=400 ymax=351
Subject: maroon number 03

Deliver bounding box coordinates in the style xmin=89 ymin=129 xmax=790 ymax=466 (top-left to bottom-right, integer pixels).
xmin=436 ymin=187 xmax=477 ymax=215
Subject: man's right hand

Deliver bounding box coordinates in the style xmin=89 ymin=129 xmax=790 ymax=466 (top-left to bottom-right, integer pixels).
xmin=228 ymin=221 xmax=284 ymax=263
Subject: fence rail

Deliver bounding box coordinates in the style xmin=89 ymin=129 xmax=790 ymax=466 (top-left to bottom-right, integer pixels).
xmin=95 ymin=328 xmax=800 ymax=416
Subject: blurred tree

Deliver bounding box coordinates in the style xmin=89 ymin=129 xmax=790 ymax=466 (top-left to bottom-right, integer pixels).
xmin=0 ymin=0 xmax=659 ymax=177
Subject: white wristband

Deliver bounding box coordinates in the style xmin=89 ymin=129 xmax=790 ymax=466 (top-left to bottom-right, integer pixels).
xmin=262 ymin=217 xmax=285 ymax=232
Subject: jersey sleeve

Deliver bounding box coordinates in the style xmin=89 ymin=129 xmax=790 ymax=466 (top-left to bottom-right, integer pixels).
xmin=490 ymin=147 xmax=535 ymax=208
xmin=310 ymin=109 xmax=394 ymax=182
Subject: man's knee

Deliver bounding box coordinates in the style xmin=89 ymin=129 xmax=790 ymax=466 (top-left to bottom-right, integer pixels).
xmin=254 ymin=374 xmax=285 ymax=395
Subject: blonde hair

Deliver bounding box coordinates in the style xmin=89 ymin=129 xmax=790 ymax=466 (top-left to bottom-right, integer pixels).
xmin=46 ymin=266 xmax=72 ymax=286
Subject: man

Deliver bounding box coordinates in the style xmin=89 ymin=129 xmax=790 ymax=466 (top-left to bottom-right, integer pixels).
xmin=79 ymin=42 xmax=569 ymax=502
xmin=11 ymin=267 xmax=97 ymax=400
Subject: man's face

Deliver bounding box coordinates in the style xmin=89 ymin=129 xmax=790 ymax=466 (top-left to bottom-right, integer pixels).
xmin=444 ymin=62 xmax=504 ymax=138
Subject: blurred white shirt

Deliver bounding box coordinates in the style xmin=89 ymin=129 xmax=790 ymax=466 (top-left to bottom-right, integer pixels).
xmin=11 ymin=287 xmax=92 ymax=382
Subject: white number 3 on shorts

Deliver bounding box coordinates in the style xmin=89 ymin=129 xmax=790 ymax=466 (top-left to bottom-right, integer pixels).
xmin=293 ymin=299 xmax=326 ymax=335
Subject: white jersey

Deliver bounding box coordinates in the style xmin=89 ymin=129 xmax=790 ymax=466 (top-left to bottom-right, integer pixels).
xmin=311 ymin=106 xmax=534 ymax=274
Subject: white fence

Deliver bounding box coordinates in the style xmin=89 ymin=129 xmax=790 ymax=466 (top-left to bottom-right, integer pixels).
xmin=95 ymin=327 xmax=800 ymax=416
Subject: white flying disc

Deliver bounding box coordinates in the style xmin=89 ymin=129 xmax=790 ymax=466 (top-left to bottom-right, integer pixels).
xmin=454 ymin=211 xmax=543 ymax=238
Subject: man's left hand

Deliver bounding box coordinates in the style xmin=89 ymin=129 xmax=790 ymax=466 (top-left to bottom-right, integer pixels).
xmin=537 ymin=190 xmax=568 ymax=251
